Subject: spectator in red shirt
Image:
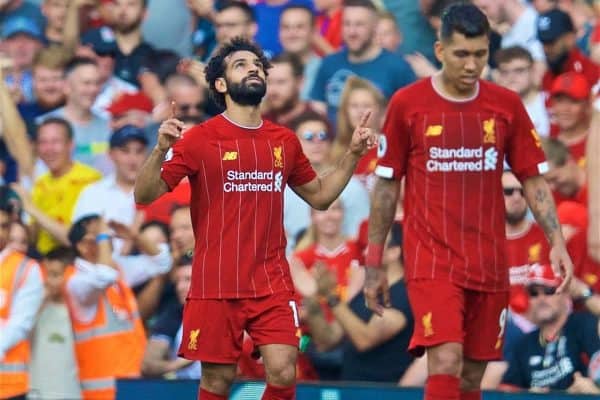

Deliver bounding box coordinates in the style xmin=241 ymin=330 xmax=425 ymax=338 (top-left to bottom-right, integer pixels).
xmin=549 ymin=72 xmax=591 ymax=166
xmin=537 ymin=8 xmax=599 ymax=93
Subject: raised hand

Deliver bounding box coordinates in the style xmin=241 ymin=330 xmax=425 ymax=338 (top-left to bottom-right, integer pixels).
xmin=157 ymin=101 xmax=185 ymax=152
xmin=349 ymin=110 xmax=378 ymax=156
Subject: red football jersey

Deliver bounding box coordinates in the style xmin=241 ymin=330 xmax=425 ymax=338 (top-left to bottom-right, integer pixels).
xmin=294 ymin=241 xmax=361 ymax=301
xmin=505 ymin=222 xmax=550 ymax=313
xmin=568 ymin=230 xmax=600 ymax=292
xmin=541 ymin=49 xmax=599 ymax=94
xmin=376 ymin=78 xmax=548 ymax=292
xmin=161 ymin=114 xmax=316 ymax=298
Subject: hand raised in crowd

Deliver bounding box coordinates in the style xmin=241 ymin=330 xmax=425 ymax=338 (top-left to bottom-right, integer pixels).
xmin=178 ymin=58 xmax=208 ymax=88
xmin=186 ymin=0 xmax=216 ymax=18
xmin=157 ymin=102 xmax=185 ymax=152
xmin=9 ymin=183 xmax=32 ymax=212
xmin=313 ymin=262 xmax=337 ymax=298
xmin=108 ymin=220 xmax=136 ymax=241
xmin=348 ymin=110 xmax=377 ymax=157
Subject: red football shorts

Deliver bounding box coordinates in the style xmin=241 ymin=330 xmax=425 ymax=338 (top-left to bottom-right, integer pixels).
xmin=178 ymin=291 xmax=300 ymax=364
xmin=406 ymin=279 xmax=509 ymax=361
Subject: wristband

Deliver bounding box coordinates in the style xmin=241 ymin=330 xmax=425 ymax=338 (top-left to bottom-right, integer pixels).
xmin=326 ymin=295 xmax=341 ymax=308
xmin=365 ymin=243 xmax=384 ymax=267
xmin=95 ymin=233 xmax=111 ymax=243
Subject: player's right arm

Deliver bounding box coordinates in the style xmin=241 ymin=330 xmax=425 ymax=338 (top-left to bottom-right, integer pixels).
xmin=134 ymin=117 xmax=185 ymax=204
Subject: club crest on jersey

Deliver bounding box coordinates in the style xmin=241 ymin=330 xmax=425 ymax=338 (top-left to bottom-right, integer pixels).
xmin=273 ymin=146 xmax=283 ymax=168
xmin=483 ymin=118 xmax=496 ymax=144
xmin=188 ymin=329 xmax=200 ymax=350
xmin=425 ymin=125 xmax=443 ymax=137
xmin=422 ymin=312 xmax=434 ymax=337
xmin=223 ymin=151 xmax=238 ymax=161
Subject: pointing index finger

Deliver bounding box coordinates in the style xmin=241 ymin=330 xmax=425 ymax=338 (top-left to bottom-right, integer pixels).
xmin=358 ymin=110 xmax=372 ymax=128
xmin=169 ymin=101 xmax=177 ymax=119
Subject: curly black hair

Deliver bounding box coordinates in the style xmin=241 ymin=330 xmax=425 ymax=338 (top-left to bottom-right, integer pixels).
xmin=204 ymin=37 xmax=272 ymax=109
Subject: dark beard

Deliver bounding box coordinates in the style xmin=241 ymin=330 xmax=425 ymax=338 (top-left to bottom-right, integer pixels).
xmin=113 ymin=18 xmax=142 ymax=35
xmin=271 ymin=95 xmax=298 ymax=115
xmin=505 ymin=208 xmax=528 ymax=226
xmin=227 ymin=75 xmax=266 ymax=106
xmin=548 ymin=51 xmax=569 ymax=75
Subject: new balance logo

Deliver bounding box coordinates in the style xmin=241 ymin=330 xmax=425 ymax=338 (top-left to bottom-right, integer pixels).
xmin=425 ymin=125 xmax=443 ymax=137
xmin=223 ymin=151 xmax=238 ymax=161
xmin=484 ymin=147 xmax=498 ymax=171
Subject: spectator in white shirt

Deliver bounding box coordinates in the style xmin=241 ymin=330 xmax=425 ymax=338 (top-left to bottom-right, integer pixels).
xmin=73 ymin=125 xmax=148 ymax=228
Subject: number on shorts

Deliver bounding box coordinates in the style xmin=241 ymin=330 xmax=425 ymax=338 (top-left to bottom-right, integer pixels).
xmin=497 ymin=308 xmax=508 ymax=338
xmin=289 ymin=300 xmax=299 ymax=327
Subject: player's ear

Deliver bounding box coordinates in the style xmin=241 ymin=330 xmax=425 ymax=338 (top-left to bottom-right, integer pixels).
xmin=434 ymin=40 xmax=444 ymax=64
xmin=215 ymin=77 xmax=227 ymax=94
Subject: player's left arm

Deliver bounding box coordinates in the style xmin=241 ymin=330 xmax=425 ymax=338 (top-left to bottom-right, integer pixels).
xmin=292 ymin=111 xmax=377 ymax=210
xmin=522 ymin=175 xmax=573 ymax=293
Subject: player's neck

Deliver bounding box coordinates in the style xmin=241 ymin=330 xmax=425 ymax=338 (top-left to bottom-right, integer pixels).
xmin=559 ymin=123 xmax=589 ymax=141
xmin=539 ymin=310 xmax=569 ymax=345
xmin=505 ymin=219 xmax=530 ymax=237
xmin=317 ymin=235 xmax=345 ymax=251
xmin=434 ymin=72 xmax=479 ymax=101
xmin=222 ymin=106 xmax=262 ymax=128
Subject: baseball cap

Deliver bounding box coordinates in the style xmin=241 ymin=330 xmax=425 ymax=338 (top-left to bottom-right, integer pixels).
xmin=526 ymin=263 xmax=563 ymax=288
xmin=107 ymin=92 xmax=154 ymax=117
xmin=1 ymin=16 xmax=44 ymax=42
xmin=550 ymin=72 xmax=591 ymax=100
xmin=80 ymin=27 xmax=119 ymax=57
xmin=537 ymin=9 xmax=574 ymax=44
xmin=110 ymin=125 xmax=148 ymax=148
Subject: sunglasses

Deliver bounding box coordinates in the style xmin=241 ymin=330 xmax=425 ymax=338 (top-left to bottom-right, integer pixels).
xmin=503 ymin=187 xmax=524 ymax=197
xmin=527 ymin=285 xmax=557 ymax=298
xmin=301 ymin=130 xmax=329 ymax=142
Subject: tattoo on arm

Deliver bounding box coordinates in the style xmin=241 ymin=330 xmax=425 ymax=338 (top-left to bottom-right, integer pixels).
xmin=368 ymin=178 xmax=399 ymax=245
xmin=525 ymin=178 xmax=561 ymax=243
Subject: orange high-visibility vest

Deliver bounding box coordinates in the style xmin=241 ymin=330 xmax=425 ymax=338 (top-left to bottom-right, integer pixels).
xmin=64 ymin=265 xmax=146 ymax=400
xmin=0 ymin=251 xmax=35 ymax=399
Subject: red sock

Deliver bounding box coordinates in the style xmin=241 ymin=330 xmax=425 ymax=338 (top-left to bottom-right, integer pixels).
xmin=261 ymin=383 xmax=296 ymax=400
xmin=460 ymin=390 xmax=481 ymax=400
xmin=424 ymin=374 xmax=460 ymax=400
xmin=198 ymin=387 xmax=227 ymax=400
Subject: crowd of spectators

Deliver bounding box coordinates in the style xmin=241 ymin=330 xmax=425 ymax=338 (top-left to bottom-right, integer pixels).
xmin=0 ymin=0 xmax=599 ymax=398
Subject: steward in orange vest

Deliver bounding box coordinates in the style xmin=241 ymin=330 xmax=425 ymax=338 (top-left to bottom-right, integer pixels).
xmin=64 ymin=215 xmax=146 ymax=400
xmin=0 ymin=188 xmax=43 ymax=400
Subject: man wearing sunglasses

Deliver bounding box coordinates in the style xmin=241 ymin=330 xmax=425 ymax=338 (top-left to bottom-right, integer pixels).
xmin=501 ymin=263 xmax=600 ymax=394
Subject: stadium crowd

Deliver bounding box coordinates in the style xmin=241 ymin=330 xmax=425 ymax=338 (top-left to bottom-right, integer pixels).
xmin=0 ymin=0 xmax=599 ymax=399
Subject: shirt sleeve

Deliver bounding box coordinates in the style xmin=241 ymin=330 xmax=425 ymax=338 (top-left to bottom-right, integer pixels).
xmin=287 ymin=135 xmax=317 ymax=187
xmin=578 ymin=313 xmax=600 ymax=382
xmin=72 ymin=185 xmax=96 ymax=222
xmin=308 ymin=59 xmax=328 ymax=102
xmin=0 ymin=260 xmax=43 ymax=359
xmin=375 ymin=92 xmax=410 ymax=180
xmin=501 ymin=340 xmax=529 ymax=388
xmin=505 ymin=93 xmax=549 ymax=182
xmin=114 ymin=243 xmax=172 ymax=287
xmin=66 ymin=260 xmax=119 ymax=322
xmin=395 ymin=57 xmax=417 ymax=89
xmin=160 ymin=128 xmax=201 ymax=191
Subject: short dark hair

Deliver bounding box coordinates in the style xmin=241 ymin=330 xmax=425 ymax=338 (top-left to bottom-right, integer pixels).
xmin=494 ymin=46 xmax=534 ymax=67
xmin=270 ymin=52 xmax=304 ymax=78
xmin=68 ymin=214 xmax=100 ymax=248
xmin=217 ymin=0 xmax=256 ymax=22
xmin=140 ymin=220 xmax=170 ymax=241
xmin=289 ymin=112 xmax=333 ymax=140
xmin=37 ymin=117 xmax=74 ymax=141
xmin=141 ymin=49 xmax=181 ymax=84
xmin=64 ymin=56 xmax=97 ymax=77
xmin=204 ymin=37 xmax=271 ymax=108
xmin=44 ymin=246 xmax=76 ymax=266
xmin=343 ymin=0 xmax=377 ymax=12
xmin=281 ymin=4 xmax=315 ymax=24
xmin=440 ymin=3 xmax=490 ymax=41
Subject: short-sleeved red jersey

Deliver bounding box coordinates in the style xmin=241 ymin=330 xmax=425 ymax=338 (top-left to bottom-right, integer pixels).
xmin=161 ymin=114 xmax=316 ymax=299
xmin=376 ymin=78 xmax=548 ymax=292
xmin=505 ymin=222 xmax=550 ymax=313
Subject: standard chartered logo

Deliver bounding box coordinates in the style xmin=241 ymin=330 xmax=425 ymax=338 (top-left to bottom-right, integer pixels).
xmin=223 ymin=170 xmax=283 ymax=192
xmin=427 ymin=146 xmax=498 ymax=172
